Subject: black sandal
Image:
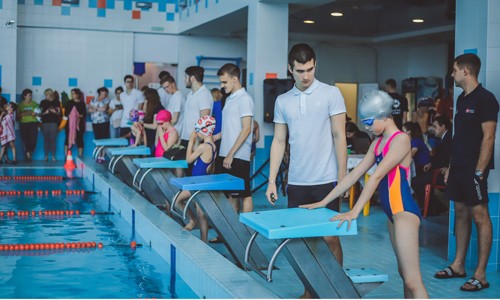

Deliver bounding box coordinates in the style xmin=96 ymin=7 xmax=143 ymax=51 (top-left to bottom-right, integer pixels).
xmin=434 ymin=266 xmax=466 ymax=279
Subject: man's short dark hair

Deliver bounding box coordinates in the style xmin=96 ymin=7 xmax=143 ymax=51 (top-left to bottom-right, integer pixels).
xmin=288 ymin=43 xmax=316 ymax=70
xmin=217 ymin=63 xmax=240 ymax=79
xmin=185 ymin=66 xmax=204 ymax=83
xmin=385 ymin=79 xmax=397 ymax=89
xmin=159 ymin=71 xmax=171 ymax=80
xmin=454 ymin=53 xmax=481 ymax=78
xmin=123 ymin=74 xmax=134 ymax=82
xmin=160 ymin=75 xmax=176 ymax=85
xmin=97 ymin=87 xmax=109 ymax=94
xmin=434 ymin=115 xmax=451 ymax=130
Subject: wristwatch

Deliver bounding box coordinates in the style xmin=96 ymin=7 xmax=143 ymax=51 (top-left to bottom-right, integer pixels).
xmin=475 ymin=170 xmax=483 ymax=178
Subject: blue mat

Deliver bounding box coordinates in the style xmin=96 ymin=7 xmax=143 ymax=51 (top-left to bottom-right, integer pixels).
xmin=94 ymin=138 xmax=128 ymax=146
xmin=170 ymin=174 xmax=244 ymax=191
xmin=240 ymin=208 xmax=358 ymax=239
xmin=133 ymin=157 xmax=188 ymax=169
xmin=107 ymin=145 xmax=150 ymax=156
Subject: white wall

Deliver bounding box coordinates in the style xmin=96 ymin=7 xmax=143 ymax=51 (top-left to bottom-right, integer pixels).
xmin=16 ymin=27 xmax=133 ymax=102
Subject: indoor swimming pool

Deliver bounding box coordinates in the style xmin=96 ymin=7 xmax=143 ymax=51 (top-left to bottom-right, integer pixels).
xmin=0 ymin=167 xmax=197 ymax=299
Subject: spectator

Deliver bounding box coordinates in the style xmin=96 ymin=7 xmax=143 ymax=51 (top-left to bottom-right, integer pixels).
xmin=108 ymin=87 xmax=124 ymax=138
xmin=17 ymin=88 xmax=39 ymax=162
xmin=142 ymin=88 xmax=165 ymax=155
xmin=161 ymin=75 xmax=184 ymax=134
xmin=119 ymin=75 xmax=144 ymax=138
xmin=384 ymin=78 xmax=409 ymax=130
xmin=64 ymin=88 xmax=87 ymax=157
xmin=157 ymin=70 xmax=172 ymax=109
xmin=89 ymin=87 xmax=111 ymax=163
xmin=0 ymin=102 xmax=17 ymax=164
xmin=40 ymin=88 xmax=61 ymax=161
xmin=211 ymin=88 xmax=223 ymax=155
xmin=180 ymin=66 xmax=213 ymax=175
xmin=345 ymin=121 xmax=371 ymax=154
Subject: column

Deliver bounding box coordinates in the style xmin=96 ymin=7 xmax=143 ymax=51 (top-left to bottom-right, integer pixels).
xmin=246 ymin=1 xmax=288 ymax=182
xmin=450 ymin=0 xmax=500 ymax=271
xmin=0 ymin=0 xmax=18 ymax=102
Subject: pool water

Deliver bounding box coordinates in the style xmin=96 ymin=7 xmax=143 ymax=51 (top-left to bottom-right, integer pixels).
xmin=0 ymin=168 xmax=198 ymax=299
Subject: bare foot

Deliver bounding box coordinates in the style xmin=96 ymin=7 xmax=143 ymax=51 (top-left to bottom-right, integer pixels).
xmin=184 ymin=221 xmax=197 ymax=231
xmin=299 ymin=290 xmax=312 ymax=299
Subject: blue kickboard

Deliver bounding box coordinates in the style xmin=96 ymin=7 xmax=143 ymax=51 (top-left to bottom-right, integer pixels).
xmin=133 ymin=157 xmax=188 ymax=169
xmin=170 ymin=174 xmax=244 ymax=191
xmin=344 ymin=268 xmax=388 ymax=283
xmin=107 ymin=145 xmax=151 ymax=156
xmin=239 ymin=208 xmax=357 ymax=239
xmin=94 ymin=138 xmax=129 ymax=146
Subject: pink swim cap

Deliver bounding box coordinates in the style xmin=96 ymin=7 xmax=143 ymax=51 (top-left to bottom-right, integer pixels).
xmin=156 ymin=109 xmax=172 ymax=123
xmin=194 ymin=115 xmax=216 ymax=136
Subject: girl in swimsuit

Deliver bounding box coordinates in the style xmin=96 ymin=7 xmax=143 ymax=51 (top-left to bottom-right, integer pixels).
xmin=301 ymin=90 xmax=428 ymax=298
xmin=175 ymin=116 xmax=217 ymax=242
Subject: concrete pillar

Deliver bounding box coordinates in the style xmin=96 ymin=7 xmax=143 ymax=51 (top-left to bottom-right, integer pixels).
xmin=0 ymin=0 xmax=18 ymax=102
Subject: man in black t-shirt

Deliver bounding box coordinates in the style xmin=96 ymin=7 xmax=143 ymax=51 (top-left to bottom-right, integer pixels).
xmin=384 ymin=79 xmax=409 ymax=130
xmin=434 ymin=53 xmax=499 ymax=292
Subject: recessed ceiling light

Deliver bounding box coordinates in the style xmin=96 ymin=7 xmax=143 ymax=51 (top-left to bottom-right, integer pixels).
xmin=331 ymin=12 xmax=343 ymax=17
xmin=413 ymin=18 xmax=424 ymax=23
xmin=303 ymin=20 xmax=315 ymax=24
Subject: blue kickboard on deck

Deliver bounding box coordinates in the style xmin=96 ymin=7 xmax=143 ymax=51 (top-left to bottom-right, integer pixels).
xmin=239 ymin=208 xmax=357 ymax=239
xmin=107 ymin=145 xmax=151 ymax=156
xmin=170 ymin=174 xmax=244 ymax=191
xmin=133 ymin=157 xmax=188 ymax=169
xmin=344 ymin=267 xmax=388 ymax=283
xmin=94 ymin=138 xmax=129 ymax=146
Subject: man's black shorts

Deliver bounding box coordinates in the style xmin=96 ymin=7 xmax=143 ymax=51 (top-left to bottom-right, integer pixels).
xmin=215 ymin=156 xmax=252 ymax=198
xmin=447 ymin=166 xmax=489 ymax=207
xmin=287 ymin=182 xmax=340 ymax=211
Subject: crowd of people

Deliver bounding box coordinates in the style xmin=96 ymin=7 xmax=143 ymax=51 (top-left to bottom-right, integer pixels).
xmin=0 ymin=44 xmax=497 ymax=297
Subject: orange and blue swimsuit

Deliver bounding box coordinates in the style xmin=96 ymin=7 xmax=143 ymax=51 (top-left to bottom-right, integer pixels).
xmin=374 ymin=131 xmax=422 ymax=222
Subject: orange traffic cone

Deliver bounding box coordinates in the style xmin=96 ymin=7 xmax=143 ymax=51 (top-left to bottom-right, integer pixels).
xmin=64 ymin=150 xmax=76 ymax=170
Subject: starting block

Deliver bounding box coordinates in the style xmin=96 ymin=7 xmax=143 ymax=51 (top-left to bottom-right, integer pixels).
xmin=170 ymin=174 xmax=269 ymax=271
xmin=240 ymin=208 xmax=385 ymax=298
xmin=92 ymin=138 xmax=129 ymax=159
xmin=107 ymin=145 xmax=151 ymax=174
xmin=131 ymin=157 xmax=188 ymax=214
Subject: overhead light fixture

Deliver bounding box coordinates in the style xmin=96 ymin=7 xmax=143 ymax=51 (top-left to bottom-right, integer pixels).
xmin=303 ymin=20 xmax=315 ymax=24
xmin=331 ymin=12 xmax=343 ymax=17
xmin=412 ymin=18 xmax=424 ymax=23
xmin=61 ymin=0 xmax=79 ymax=4
xmin=136 ymin=1 xmax=152 ymax=9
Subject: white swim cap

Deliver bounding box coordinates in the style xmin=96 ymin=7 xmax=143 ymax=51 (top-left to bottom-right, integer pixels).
xmin=358 ymin=90 xmax=394 ymax=120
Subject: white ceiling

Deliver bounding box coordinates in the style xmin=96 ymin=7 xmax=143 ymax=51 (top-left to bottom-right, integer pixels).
xmin=183 ymin=0 xmax=455 ymax=46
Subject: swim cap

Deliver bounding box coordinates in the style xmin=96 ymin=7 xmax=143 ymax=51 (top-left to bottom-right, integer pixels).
xmin=194 ymin=115 xmax=216 ymax=136
xmin=358 ymin=90 xmax=394 ymax=120
xmin=128 ymin=109 xmax=144 ymax=123
xmin=156 ymin=109 xmax=172 ymax=123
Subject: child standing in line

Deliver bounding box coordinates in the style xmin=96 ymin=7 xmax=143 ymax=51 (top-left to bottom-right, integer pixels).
xmin=0 ymin=102 xmax=18 ymax=164
xmin=175 ymin=115 xmax=216 ymax=242
xmin=301 ymin=90 xmax=429 ymax=299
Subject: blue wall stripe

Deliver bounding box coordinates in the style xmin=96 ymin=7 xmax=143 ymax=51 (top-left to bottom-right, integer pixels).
xmin=170 ymin=245 xmax=177 ymax=298
xmin=68 ymin=77 xmax=78 ymax=87
xmin=89 ymin=0 xmax=97 ymax=8
xmin=61 ymin=6 xmax=70 ymax=15
xmin=0 ymin=0 xmax=3 ymax=9
xmin=131 ymin=209 xmax=136 ymax=240
xmin=107 ymin=0 xmax=115 ymax=9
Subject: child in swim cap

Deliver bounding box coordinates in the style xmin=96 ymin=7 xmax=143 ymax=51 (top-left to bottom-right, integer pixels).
xmin=301 ymin=90 xmax=429 ymax=298
xmin=174 ymin=115 xmax=217 ymax=240
xmin=154 ymin=109 xmax=178 ymax=158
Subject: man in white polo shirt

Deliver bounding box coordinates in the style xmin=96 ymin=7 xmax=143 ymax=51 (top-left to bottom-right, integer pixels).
xmin=180 ymin=66 xmax=213 ymax=175
xmin=157 ymin=70 xmax=172 ymax=109
xmin=265 ymin=43 xmax=347 ymax=299
xmin=119 ymin=75 xmax=144 ymax=137
xmin=160 ymin=75 xmax=184 ymax=134
xmin=214 ymin=63 xmax=254 ymax=214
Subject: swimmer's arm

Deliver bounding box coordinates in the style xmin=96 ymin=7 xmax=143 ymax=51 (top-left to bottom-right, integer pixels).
xmin=352 ymin=134 xmax=411 ymax=214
